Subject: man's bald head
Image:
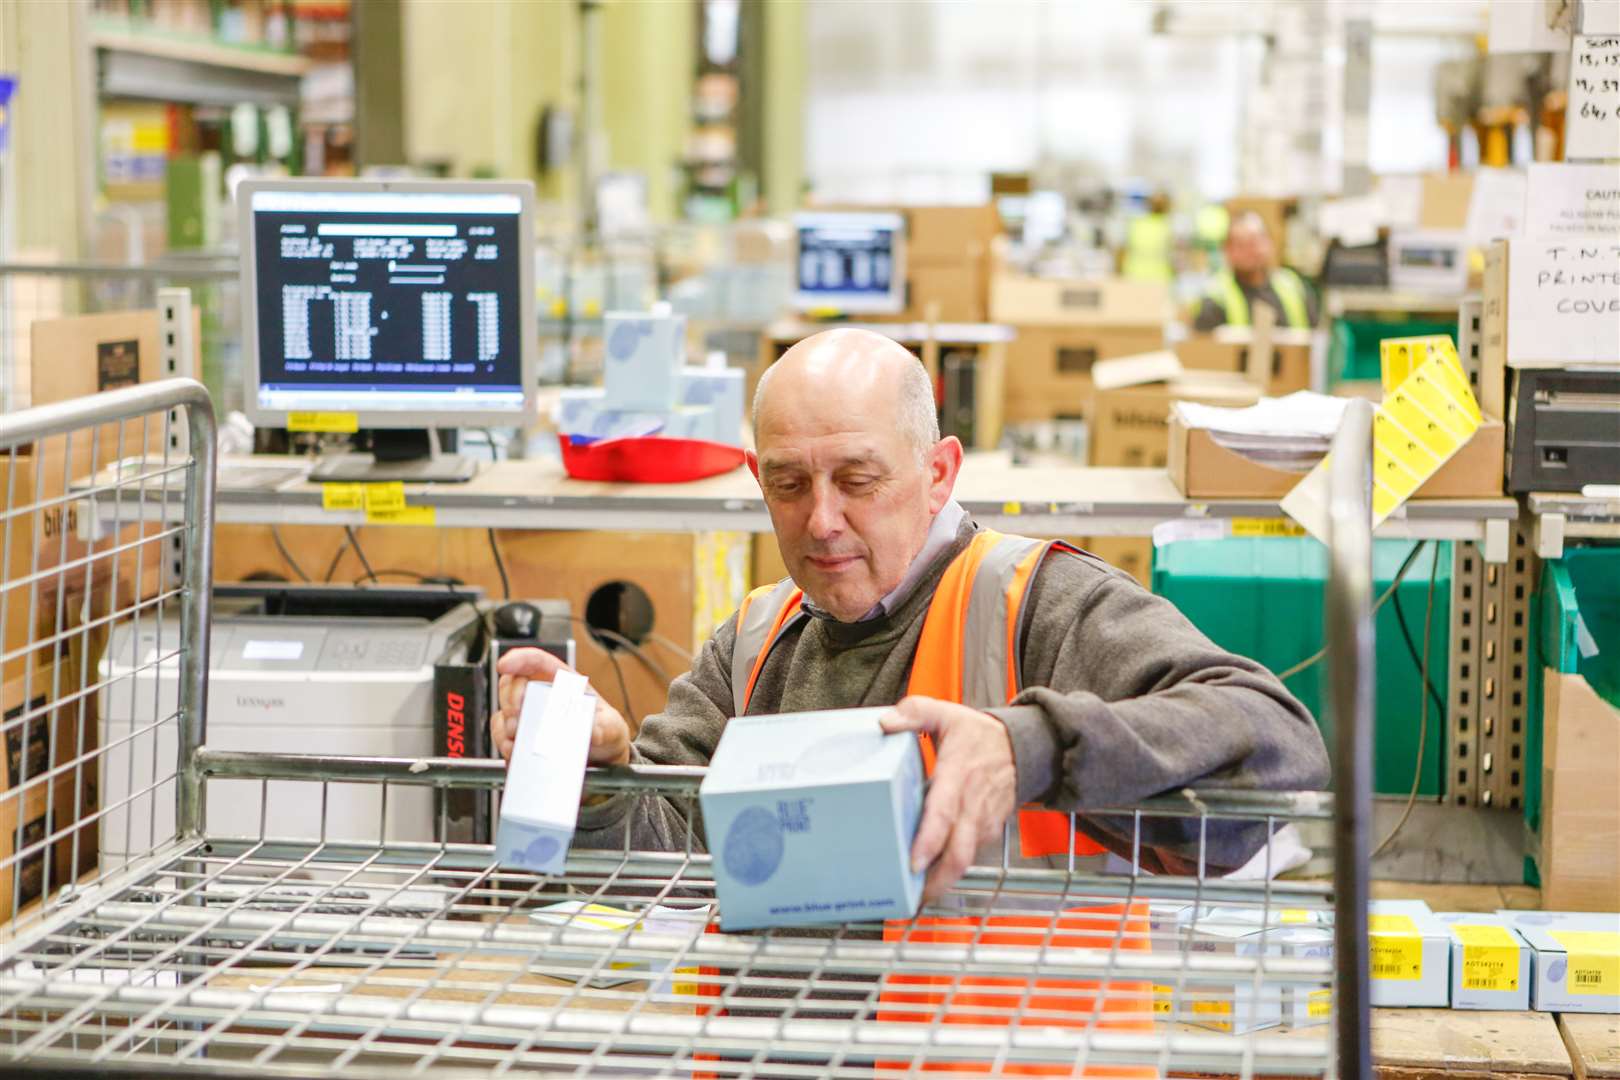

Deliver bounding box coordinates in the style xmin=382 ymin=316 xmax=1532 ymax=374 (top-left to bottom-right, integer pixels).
xmin=748 ymin=328 xmax=961 ymax=622
xmin=753 ymin=329 xmax=939 ymax=462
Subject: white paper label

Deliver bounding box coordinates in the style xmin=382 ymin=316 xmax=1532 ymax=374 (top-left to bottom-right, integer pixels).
xmin=1506 ymin=237 xmax=1620 ymax=365
xmin=1465 ymin=169 xmax=1527 ymax=245
xmin=1524 ymin=163 xmax=1620 ymax=237
xmin=242 ymin=640 xmax=304 ymax=661
xmin=1567 ymin=34 xmax=1620 ymax=160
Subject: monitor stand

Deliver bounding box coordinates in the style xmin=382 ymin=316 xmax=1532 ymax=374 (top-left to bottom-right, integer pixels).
xmin=308 ymin=428 xmax=480 ymax=484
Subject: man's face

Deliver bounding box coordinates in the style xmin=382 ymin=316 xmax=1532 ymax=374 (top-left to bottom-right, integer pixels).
xmin=755 ymin=413 xmax=949 ymax=623
xmin=1226 ymin=223 xmax=1274 ymax=278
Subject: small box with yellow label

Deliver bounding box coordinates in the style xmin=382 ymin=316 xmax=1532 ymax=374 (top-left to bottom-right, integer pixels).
xmin=1175 ymin=906 xmax=1331 ymax=1033
xmin=1435 ymin=912 xmax=1530 ymax=1010
xmin=1498 ymin=910 xmax=1620 ymax=1014
xmin=1368 ymin=900 xmax=1450 ymax=1007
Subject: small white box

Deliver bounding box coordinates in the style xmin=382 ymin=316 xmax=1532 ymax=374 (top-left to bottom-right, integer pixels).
xmin=678 ymin=365 xmax=746 ymax=446
xmin=698 ymin=708 xmax=924 ymax=932
xmin=1497 ymin=910 xmax=1620 ymax=1013
xmin=1434 ymin=912 xmax=1532 ymax=1011
xmin=1368 ymin=900 xmax=1450 ymax=1007
xmin=603 ymin=310 xmax=687 ymax=412
xmin=495 ymin=671 xmax=595 ymax=874
xmin=1176 ymin=906 xmax=1329 ymax=1033
xmin=1280 ymin=923 xmax=1334 ymax=1028
xmin=554 ymin=387 xmax=664 ymax=442
xmin=659 ymin=404 xmax=716 ymax=441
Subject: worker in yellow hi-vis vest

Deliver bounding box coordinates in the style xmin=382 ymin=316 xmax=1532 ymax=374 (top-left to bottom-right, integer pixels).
xmin=1121 ymin=190 xmax=1174 ymax=283
xmin=1191 ymin=211 xmax=1318 ymax=332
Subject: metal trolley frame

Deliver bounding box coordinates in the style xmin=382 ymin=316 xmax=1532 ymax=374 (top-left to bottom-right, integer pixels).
xmin=0 ymin=381 xmax=1377 ymax=1078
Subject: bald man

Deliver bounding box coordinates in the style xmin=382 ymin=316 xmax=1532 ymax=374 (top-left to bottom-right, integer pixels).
xmin=1193 ymin=212 xmax=1317 ymax=332
xmin=495 ymin=330 xmax=1328 ymax=898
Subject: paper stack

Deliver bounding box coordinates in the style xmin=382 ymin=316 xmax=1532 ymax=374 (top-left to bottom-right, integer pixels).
xmin=1172 ymin=392 xmax=1350 ymax=474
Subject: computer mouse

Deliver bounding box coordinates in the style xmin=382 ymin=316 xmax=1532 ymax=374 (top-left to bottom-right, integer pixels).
xmin=493 ymin=601 xmax=541 ymax=640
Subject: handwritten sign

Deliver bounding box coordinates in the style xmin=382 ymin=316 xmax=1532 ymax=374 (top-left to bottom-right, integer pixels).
xmin=1524 ymin=163 xmax=1620 ymax=237
xmin=1566 ymin=35 xmax=1620 ymax=160
xmin=1507 ymin=237 xmax=1620 ymax=365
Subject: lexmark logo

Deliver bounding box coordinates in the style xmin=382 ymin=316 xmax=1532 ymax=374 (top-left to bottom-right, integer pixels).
xmin=236 ymin=695 xmax=284 ymax=711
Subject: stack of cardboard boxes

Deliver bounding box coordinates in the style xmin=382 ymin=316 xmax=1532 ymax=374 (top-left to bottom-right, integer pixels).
xmin=991 ymin=268 xmax=1170 ymax=424
xmin=2 ymin=309 xmax=181 ymax=908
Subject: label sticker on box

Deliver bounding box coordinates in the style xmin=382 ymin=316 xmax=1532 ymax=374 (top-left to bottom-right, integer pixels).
xmin=1308 ymin=989 xmax=1332 ymax=1017
xmin=1454 ymin=923 xmax=1520 ymax=991
xmin=287 ymin=412 xmax=359 ymax=434
xmin=1551 ymin=930 xmax=1620 ymax=995
xmin=1369 ymin=914 xmax=1424 ymax=981
xmin=321 ymin=483 xmax=364 ymax=511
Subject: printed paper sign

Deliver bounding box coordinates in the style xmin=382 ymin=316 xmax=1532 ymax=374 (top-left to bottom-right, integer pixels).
xmin=1524 ymin=163 xmax=1620 ymax=237
xmin=1507 ymin=236 xmax=1620 ymax=365
xmin=1566 ymin=34 xmax=1620 ymax=160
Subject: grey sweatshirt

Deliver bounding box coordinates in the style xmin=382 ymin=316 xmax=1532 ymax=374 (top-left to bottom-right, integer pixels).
xmin=576 ymin=517 xmax=1330 ymax=873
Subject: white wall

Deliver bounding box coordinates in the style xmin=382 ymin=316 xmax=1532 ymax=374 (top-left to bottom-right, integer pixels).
xmin=803 ymin=0 xmax=1484 ymax=203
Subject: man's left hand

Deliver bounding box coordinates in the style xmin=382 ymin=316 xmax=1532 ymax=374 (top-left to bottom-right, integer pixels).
xmin=880 ymin=696 xmax=1017 ymax=903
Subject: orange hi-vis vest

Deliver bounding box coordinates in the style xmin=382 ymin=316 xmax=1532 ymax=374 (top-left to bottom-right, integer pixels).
xmin=728 ymin=529 xmax=1152 ymax=1077
xmin=731 ymin=528 xmax=1105 ymax=860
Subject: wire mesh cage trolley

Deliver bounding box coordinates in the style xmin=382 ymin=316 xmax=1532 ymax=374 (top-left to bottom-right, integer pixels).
xmin=0 ymin=383 xmax=1377 ymax=1078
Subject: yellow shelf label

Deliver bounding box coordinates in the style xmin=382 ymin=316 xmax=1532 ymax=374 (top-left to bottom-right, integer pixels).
xmin=361 ymin=481 xmax=407 ymax=513
xmin=1551 ymin=930 xmax=1619 ymax=996
xmin=1307 ymin=989 xmax=1332 ymax=1018
xmin=1453 ymin=924 xmax=1520 ymax=992
xmin=287 ymin=411 xmax=359 ymax=434
xmin=365 ymin=505 xmax=436 ymax=527
xmin=320 ymin=483 xmax=364 ymax=512
xmin=1369 ymin=914 xmax=1424 ymax=981
xmin=1231 ymin=519 xmax=1307 ymax=539
xmin=1279 ymin=908 xmax=1312 ymax=924
xmin=1002 ymin=501 xmax=1023 ymax=515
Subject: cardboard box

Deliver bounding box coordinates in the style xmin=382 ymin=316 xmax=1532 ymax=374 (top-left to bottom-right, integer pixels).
xmin=904 ymin=259 xmax=986 ymax=323
xmin=603 ymin=311 xmax=688 ymax=412
xmin=1496 ymin=911 xmax=1620 ymax=1014
xmin=30 ymin=309 xmax=169 ymax=406
xmin=1419 ymin=172 xmax=1474 ymax=231
xmin=1434 ymin=912 xmax=1532 ymax=1011
xmin=1081 ymin=537 xmax=1154 ymax=586
xmin=902 ymin=204 xmax=1000 ymax=263
xmin=1537 ymin=672 xmax=1620 ymax=912
xmin=1088 ymin=378 xmax=1260 ymax=469
xmin=495 ymin=671 xmax=595 ymax=874
xmin=699 ymin=707 xmax=924 ymax=931
xmin=678 ymin=365 xmax=746 ymax=446
xmin=1 ymin=658 xmax=76 ymax=914
xmin=1173 ymin=334 xmax=1311 ymax=396
xmin=1004 ymin=326 xmax=1165 ymax=422
xmin=1167 ymin=411 xmax=1506 ymax=499
xmin=990 ymin=273 xmax=1171 ymax=328
xmin=1368 ymin=899 xmax=1451 ymax=1007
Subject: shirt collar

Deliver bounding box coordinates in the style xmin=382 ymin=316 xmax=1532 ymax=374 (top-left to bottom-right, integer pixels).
xmin=802 ymin=499 xmax=968 ymax=623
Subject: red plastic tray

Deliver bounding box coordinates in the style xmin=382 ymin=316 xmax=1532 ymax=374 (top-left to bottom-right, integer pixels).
xmin=558 ymin=434 xmax=746 ymax=483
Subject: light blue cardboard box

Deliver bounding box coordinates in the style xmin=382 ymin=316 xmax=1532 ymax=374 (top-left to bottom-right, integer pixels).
xmin=698 ymin=707 xmax=925 ymax=931
xmin=1496 ymin=910 xmax=1620 ymax=1013
xmin=1434 ymin=912 xmax=1531 ymax=1010
xmin=1368 ymin=899 xmax=1450 ymax=1007
xmin=678 ymin=365 xmax=745 ymax=446
xmin=604 ymin=310 xmax=687 ymax=412
xmin=495 ymin=672 xmax=595 ymax=875
xmin=555 ymin=387 xmax=664 ymax=442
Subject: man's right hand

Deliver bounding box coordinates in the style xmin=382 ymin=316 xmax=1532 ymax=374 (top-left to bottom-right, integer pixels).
xmin=493 ymin=647 xmax=632 ymax=766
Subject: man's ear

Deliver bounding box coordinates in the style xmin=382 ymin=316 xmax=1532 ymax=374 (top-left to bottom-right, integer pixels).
xmin=926 ymin=436 xmax=963 ymax=513
xmin=745 ymin=448 xmax=760 ymax=481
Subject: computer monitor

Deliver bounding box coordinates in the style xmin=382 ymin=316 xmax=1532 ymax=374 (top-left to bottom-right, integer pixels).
xmin=791 ymin=211 xmax=906 ymax=315
xmin=240 ymin=178 xmax=536 ymax=482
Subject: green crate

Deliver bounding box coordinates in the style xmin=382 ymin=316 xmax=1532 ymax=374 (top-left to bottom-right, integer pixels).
xmin=1523 ymin=546 xmax=1620 ymax=880
xmin=1152 ymin=537 xmax=1450 ymax=797
xmin=1328 ymin=317 xmax=1458 ymax=386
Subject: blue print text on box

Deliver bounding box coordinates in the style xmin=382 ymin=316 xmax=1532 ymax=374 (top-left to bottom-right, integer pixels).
xmin=699 ymin=707 xmax=925 ymax=931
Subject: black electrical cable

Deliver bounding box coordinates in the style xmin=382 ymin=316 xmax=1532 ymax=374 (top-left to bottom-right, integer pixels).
xmin=487 ymin=528 xmax=511 ymax=600
xmin=322 ymin=534 xmax=353 ymax=583
xmin=1374 ymin=535 xmax=1441 ymax=858
xmin=602 ymin=645 xmax=634 ymax=723
xmin=344 ymin=526 xmax=378 ymax=584
xmin=269 ymin=525 xmax=311 ymax=583
xmin=1274 ymin=539 xmax=1432 ymax=681
xmin=351 ymin=568 xmax=436 ymax=584
xmin=1390 ymin=550 xmax=1450 ymax=720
